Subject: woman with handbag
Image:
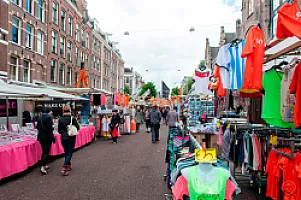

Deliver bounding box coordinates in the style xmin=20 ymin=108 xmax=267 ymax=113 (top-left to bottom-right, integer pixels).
xmin=37 ymin=107 xmax=55 ymax=175
xmin=110 ymin=109 xmax=120 ymax=144
xmin=58 ymin=105 xmax=80 ymax=176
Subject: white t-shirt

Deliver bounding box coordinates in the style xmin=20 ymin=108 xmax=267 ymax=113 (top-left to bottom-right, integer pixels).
xmin=101 ymin=118 xmax=108 ymax=131
xmin=216 ymin=44 xmax=231 ymax=89
xmin=194 ymin=68 xmax=212 ymax=95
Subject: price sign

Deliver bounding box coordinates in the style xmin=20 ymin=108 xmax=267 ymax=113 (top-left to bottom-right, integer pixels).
xmin=270 ymin=135 xmax=277 ymax=145
xmin=195 ymin=148 xmax=217 ymax=163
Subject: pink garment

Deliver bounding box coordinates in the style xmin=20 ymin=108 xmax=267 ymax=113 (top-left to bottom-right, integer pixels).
xmin=172 ymin=175 xmax=236 ymax=200
xmin=217 ymin=127 xmax=223 ymax=146
xmin=101 ymin=94 xmax=107 ymax=106
xmin=172 ymin=176 xmax=189 ymax=200
xmin=0 ymin=126 xmax=96 ymax=180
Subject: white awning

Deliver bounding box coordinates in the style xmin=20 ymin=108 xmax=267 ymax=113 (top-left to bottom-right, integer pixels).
xmin=0 ymin=81 xmax=87 ymax=100
xmin=54 ymin=87 xmax=113 ymax=95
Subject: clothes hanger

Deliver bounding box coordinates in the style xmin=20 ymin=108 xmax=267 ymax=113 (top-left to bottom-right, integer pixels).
xmin=266 ymin=61 xmax=289 ymax=72
xmin=230 ymin=38 xmax=242 ymax=47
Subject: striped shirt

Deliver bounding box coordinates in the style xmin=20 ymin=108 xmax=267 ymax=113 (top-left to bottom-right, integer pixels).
xmin=228 ymin=40 xmax=246 ymax=90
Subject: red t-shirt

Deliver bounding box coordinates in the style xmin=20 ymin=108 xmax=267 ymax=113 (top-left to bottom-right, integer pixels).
xmin=214 ymin=66 xmax=226 ymax=97
xmin=290 ymin=63 xmax=301 ymax=128
xmin=277 ymin=0 xmax=301 ymax=39
xmin=241 ymin=26 xmax=265 ymax=93
xmin=266 ymin=151 xmax=281 ymax=200
xmin=281 ymin=152 xmax=301 ymax=200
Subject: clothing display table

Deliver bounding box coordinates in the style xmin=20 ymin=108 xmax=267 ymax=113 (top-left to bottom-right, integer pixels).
xmin=50 ymin=126 xmax=96 ymax=156
xmin=0 ymin=126 xmax=96 ymax=180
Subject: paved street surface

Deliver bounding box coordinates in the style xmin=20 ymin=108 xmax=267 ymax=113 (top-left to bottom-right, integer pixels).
xmin=0 ymin=125 xmax=266 ymax=200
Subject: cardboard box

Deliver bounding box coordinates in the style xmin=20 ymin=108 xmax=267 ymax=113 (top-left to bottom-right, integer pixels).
xmin=206 ymin=134 xmax=219 ymax=149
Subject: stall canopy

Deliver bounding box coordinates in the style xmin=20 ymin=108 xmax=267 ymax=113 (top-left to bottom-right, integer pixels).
xmin=0 ymin=81 xmax=87 ymax=100
xmin=53 ymin=87 xmax=113 ymax=95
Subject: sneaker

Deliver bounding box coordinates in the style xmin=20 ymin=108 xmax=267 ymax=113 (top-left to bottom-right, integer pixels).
xmin=65 ymin=165 xmax=72 ymax=171
xmin=61 ymin=165 xmax=69 ymax=176
xmin=40 ymin=167 xmax=48 ymax=175
xmin=45 ymin=165 xmax=50 ymax=170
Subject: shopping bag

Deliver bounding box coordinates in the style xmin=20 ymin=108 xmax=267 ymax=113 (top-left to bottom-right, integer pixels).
xmin=112 ymin=127 xmax=119 ymax=137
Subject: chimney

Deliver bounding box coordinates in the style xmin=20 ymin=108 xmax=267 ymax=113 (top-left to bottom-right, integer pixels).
xmin=236 ymin=19 xmax=242 ymax=37
xmin=220 ymin=26 xmax=225 ymax=34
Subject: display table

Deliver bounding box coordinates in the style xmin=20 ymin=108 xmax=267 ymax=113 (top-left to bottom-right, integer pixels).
xmin=50 ymin=126 xmax=96 ymax=156
xmin=0 ymin=126 xmax=95 ymax=180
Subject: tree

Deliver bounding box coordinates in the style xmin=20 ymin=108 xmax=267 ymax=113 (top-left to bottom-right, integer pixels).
xmin=139 ymin=82 xmax=157 ymax=97
xmin=171 ymin=87 xmax=180 ymax=96
xmin=124 ymin=84 xmax=130 ymax=95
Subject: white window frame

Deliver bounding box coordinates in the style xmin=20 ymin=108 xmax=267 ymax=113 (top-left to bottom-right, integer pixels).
xmin=51 ymin=30 xmax=58 ymax=54
xmin=66 ymin=67 xmax=71 ymax=85
xmin=248 ymin=0 xmax=254 ymax=16
xmin=25 ymin=0 xmax=34 ymax=15
xmin=50 ymin=59 xmax=57 ymax=82
xmin=75 ymin=47 xmax=79 ymax=65
xmin=12 ymin=0 xmax=22 ymax=7
xmin=81 ymin=51 xmax=84 ymax=63
xmin=25 ymin=23 xmax=34 ymax=49
xmin=61 ymin=10 xmax=66 ymax=31
xmin=67 ymin=41 xmax=72 ymax=62
xmin=37 ymin=30 xmax=44 ymax=55
xmin=76 ymin=24 xmax=79 ymax=41
xmin=97 ymin=59 xmax=100 ymax=72
xmin=60 ymin=36 xmax=65 ymax=58
xmin=23 ymin=59 xmax=30 ymax=83
xmin=81 ymin=29 xmax=85 ymax=46
xmin=68 ymin=16 xmax=73 ymax=36
xmin=85 ymin=54 xmax=88 ymax=70
xmin=93 ymin=56 xmax=96 ymax=69
xmin=86 ymin=34 xmax=89 ymax=49
xmin=10 ymin=56 xmax=19 ymax=81
xmin=37 ymin=0 xmax=44 ymax=23
xmin=11 ymin=17 xmax=21 ymax=45
xmin=59 ymin=63 xmax=65 ymax=84
xmin=52 ymin=1 xmax=58 ymax=24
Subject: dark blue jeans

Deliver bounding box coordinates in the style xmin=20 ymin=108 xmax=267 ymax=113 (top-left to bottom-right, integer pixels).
xmin=62 ymin=140 xmax=76 ymax=165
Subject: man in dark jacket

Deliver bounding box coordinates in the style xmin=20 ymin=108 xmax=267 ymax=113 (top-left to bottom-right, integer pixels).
xmin=37 ymin=107 xmax=55 ymax=175
xmin=149 ymin=105 xmax=162 ymax=143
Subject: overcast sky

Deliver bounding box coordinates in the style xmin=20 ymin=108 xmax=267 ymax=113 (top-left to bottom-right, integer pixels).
xmin=87 ymin=0 xmax=241 ymax=90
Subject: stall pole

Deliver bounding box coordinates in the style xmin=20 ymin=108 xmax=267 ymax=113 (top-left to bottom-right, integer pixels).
xmin=6 ymin=96 xmax=9 ymax=129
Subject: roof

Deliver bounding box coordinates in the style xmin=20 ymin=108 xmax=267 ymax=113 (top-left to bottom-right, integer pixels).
xmin=211 ymin=47 xmax=219 ymax=59
xmin=225 ymin=33 xmax=236 ymax=43
xmin=124 ymin=68 xmax=132 ymax=73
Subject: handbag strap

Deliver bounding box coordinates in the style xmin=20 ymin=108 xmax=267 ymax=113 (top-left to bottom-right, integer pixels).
xmin=70 ymin=116 xmax=73 ymax=126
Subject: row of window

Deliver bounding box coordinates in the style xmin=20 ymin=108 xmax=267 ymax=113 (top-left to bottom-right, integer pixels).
xmin=12 ymin=17 xmax=44 ymax=54
xmin=13 ymin=0 xmax=45 ymax=22
xmin=10 ymin=56 xmax=31 ymax=82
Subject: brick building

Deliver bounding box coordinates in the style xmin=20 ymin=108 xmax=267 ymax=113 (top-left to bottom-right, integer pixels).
xmin=0 ymin=0 xmax=9 ymax=78
xmin=2 ymin=0 xmax=124 ymax=93
xmin=239 ymin=0 xmax=272 ymax=41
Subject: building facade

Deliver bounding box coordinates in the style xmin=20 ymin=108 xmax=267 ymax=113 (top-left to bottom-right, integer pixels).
xmin=2 ymin=0 xmax=124 ymax=93
xmin=124 ymin=67 xmax=142 ymax=96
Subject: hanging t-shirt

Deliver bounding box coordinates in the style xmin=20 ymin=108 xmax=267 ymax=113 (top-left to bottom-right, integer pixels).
xmin=241 ymin=26 xmax=265 ymax=93
xmin=261 ymin=69 xmax=294 ymax=128
xmin=228 ymin=40 xmax=246 ymax=90
xmin=216 ymin=42 xmax=246 ymax=90
xmin=214 ymin=66 xmax=226 ymax=97
xmin=194 ymin=69 xmax=213 ymax=95
xmin=266 ymin=151 xmax=280 ymax=200
xmin=290 ymin=63 xmax=301 ymax=128
xmin=281 ymin=65 xmax=296 ymax=123
xmin=277 ymin=0 xmax=301 ymax=39
xmin=216 ymin=44 xmax=231 ymax=89
xmin=101 ymin=94 xmax=107 ymax=106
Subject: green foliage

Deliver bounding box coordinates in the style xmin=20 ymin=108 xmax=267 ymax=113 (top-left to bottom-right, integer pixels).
xmin=124 ymin=84 xmax=130 ymax=95
xmin=187 ymin=77 xmax=193 ymax=92
xmin=198 ymin=60 xmax=206 ymax=70
xmin=171 ymin=87 xmax=180 ymax=96
xmin=139 ymin=82 xmax=157 ymax=97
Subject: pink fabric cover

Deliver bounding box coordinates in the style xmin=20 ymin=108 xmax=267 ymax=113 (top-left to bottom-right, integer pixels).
xmin=0 ymin=126 xmax=95 ymax=180
xmin=101 ymin=94 xmax=106 ymax=106
xmin=50 ymin=126 xmax=96 ymax=155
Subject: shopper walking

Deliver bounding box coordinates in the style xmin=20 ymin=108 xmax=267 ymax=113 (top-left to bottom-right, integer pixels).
xmin=110 ymin=109 xmax=120 ymax=144
xmin=135 ymin=106 xmax=144 ymax=132
xmin=58 ymin=105 xmax=80 ymax=176
xmin=37 ymin=107 xmax=55 ymax=175
xmin=149 ymin=105 xmax=162 ymax=143
xmin=144 ymin=107 xmax=150 ymax=133
xmin=166 ymin=106 xmax=179 ymax=129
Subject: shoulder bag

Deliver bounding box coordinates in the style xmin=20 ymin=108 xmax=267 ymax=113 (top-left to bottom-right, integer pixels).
xmin=67 ymin=116 xmax=78 ymax=136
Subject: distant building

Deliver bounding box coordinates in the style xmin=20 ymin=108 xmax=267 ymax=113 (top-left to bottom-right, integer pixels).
xmin=124 ymin=67 xmax=142 ymax=96
xmin=161 ymin=81 xmax=170 ymax=99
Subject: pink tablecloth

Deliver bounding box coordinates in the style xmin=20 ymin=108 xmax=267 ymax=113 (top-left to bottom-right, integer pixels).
xmin=0 ymin=126 xmax=95 ymax=180
xmin=49 ymin=126 xmax=96 ymax=156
